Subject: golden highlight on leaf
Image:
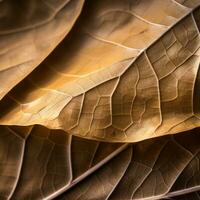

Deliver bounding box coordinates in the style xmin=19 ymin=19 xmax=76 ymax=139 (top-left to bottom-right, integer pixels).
xmin=1 ymin=0 xmax=200 ymax=200
xmin=0 ymin=0 xmax=200 ymax=143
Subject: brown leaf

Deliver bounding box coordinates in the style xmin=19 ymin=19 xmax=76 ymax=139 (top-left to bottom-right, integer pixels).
xmin=2 ymin=125 xmax=200 ymax=199
xmin=0 ymin=125 xmax=126 ymax=199
xmin=0 ymin=0 xmax=85 ymax=100
xmin=56 ymin=128 xmax=200 ymax=200
xmin=0 ymin=0 xmax=200 ymax=142
xmin=1 ymin=1 xmax=200 ymax=200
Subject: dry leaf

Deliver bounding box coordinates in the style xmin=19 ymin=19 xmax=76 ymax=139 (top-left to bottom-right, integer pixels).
xmin=56 ymin=128 xmax=200 ymax=200
xmin=0 ymin=125 xmax=125 ymax=199
xmin=0 ymin=0 xmax=200 ymax=143
xmin=0 ymin=0 xmax=84 ymax=100
xmin=1 ymin=1 xmax=200 ymax=200
xmin=1 ymin=126 xmax=200 ymax=199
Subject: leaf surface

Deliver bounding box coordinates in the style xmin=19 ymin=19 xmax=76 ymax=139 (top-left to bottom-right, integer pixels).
xmin=1 ymin=1 xmax=200 ymax=200
xmin=0 ymin=0 xmax=85 ymax=100
xmin=1 ymin=126 xmax=200 ymax=199
xmin=0 ymin=0 xmax=200 ymax=143
xmin=0 ymin=125 xmax=126 ymax=200
xmin=56 ymin=128 xmax=200 ymax=200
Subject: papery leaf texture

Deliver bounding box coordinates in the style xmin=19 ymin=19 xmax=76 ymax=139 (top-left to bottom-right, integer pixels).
xmin=0 ymin=0 xmax=84 ymax=100
xmin=1 ymin=0 xmax=200 ymax=200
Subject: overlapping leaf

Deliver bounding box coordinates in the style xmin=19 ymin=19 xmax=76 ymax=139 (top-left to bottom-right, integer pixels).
xmin=56 ymin=128 xmax=200 ymax=200
xmin=1 ymin=0 xmax=200 ymax=200
xmin=2 ymin=125 xmax=200 ymax=200
xmin=0 ymin=0 xmax=84 ymax=100
xmin=0 ymin=0 xmax=200 ymax=142
xmin=0 ymin=125 xmax=125 ymax=199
